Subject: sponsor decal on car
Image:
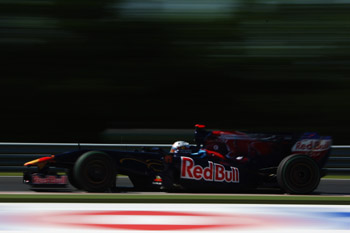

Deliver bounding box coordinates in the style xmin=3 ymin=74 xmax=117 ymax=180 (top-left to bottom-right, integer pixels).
xmin=32 ymin=174 xmax=68 ymax=185
xmin=292 ymin=139 xmax=331 ymax=152
xmin=181 ymin=157 xmax=239 ymax=183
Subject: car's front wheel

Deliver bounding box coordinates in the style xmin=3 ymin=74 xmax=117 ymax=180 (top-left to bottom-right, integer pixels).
xmin=73 ymin=151 xmax=116 ymax=192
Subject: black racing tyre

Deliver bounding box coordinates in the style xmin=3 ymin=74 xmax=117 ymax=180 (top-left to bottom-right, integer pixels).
xmin=277 ymin=154 xmax=320 ymax=194
xmin=73 ymin=151 xmax=116 ymax=192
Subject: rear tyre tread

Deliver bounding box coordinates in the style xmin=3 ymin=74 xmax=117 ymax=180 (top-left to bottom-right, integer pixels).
xmin=277 ymin=154 xmax=320 ymax=194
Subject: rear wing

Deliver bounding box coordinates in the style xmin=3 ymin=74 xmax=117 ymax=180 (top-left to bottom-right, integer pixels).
xmin=194 ymin=125 xmax=332 ymax=167
xmin=292 ymin=133 xmax=332 ymax=167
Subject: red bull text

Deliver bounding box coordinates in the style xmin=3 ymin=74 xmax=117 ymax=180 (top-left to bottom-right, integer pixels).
xmin=181 ymin=157 xmax=239 ymax=183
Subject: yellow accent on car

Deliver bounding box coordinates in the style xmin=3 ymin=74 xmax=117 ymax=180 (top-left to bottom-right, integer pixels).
xmin=24 ymin=159 xmax=40 ymax=166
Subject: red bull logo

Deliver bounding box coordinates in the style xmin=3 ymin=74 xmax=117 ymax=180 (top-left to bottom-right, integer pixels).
xmin=181 ymin=157 xmax=239 ymax=183
xmin=32 ymin=175 xmax=67 ymax=185
xmin=292 ymin=139 xmax=331 ymax=152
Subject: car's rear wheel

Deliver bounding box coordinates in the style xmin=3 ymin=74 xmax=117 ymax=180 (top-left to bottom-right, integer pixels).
xmin=277 ymin=154 xmax=320 ymax=194
xmin=73 ymin=151 xmax=116 ymax=192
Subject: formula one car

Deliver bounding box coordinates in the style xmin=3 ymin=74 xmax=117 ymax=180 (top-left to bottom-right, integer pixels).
xmin=23 ymin=125 xmax=332 ymax=194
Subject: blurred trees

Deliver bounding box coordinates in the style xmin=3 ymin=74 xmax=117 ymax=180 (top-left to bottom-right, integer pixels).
xmin=0 ymin=0 xmax=350 ymax=143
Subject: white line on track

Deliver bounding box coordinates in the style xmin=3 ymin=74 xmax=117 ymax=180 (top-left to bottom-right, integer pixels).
xmin=0 ymin=203 xmax=349 ymax=232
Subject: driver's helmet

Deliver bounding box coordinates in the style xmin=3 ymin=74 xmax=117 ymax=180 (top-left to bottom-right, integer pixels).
xmin=170 ymin=141 xmax=191 ymax=154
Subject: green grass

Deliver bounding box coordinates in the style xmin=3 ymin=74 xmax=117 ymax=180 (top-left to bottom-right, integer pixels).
xmin=0 ymin=172 xmax=22 ymax=176
xmin=0 ymin=193 xmax=349 ymax=204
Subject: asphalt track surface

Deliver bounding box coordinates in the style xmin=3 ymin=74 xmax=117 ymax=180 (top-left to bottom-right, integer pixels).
xmin=1 ymin=176 xmax=350 ymax=195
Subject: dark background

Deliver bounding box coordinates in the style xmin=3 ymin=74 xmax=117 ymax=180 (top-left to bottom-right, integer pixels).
xmin=1 ymin=0 xmax=350 ymax=143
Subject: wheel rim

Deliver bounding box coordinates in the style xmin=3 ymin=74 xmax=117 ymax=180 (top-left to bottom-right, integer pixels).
xmin=85 ymin=160 xmax=109 ymax=184
xmin=277 ymin=155 xmax=321 ymax=194
xmin=289 ymin=162 xmax=315 ymax=188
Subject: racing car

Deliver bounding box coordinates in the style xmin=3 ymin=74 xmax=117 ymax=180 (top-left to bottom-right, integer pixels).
xmin=23 ymin=125 xmax=332 ymax=194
